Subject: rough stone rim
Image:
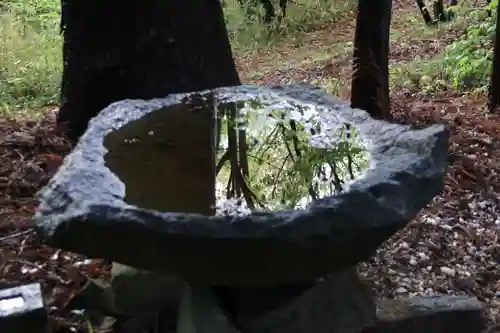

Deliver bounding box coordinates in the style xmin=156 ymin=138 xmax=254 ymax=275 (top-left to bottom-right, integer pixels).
xmin=35 ymin=84 xmax=448 ymax=239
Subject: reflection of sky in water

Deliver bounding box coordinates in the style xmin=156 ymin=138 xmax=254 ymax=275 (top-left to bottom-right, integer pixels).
xmin=215 ymin=99 xmax=371 ymax=216
xmin=220 ymin=99 xmax=360 ymax=148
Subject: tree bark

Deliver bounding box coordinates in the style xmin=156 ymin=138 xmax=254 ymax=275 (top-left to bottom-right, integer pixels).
xmin=58 ymin=0 xmax=240 ymax=142
xmin=415 ymin=0 xmax=435 ymax=25
xmin=237 ymin=0 xmax=276 ymax=24
xmin=350 ymin=0 xmax=392 ymax=119
xmin=433 ymin=0 xmax=451 ymax=22
xmin=489 ymin=0 xmax=500 ymax=112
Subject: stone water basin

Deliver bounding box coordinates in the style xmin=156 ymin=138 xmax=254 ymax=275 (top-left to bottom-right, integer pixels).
xmin=35 ymin=84 xmax=448 ymax=286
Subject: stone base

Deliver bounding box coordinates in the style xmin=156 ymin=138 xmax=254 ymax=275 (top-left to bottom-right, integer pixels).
xmin=366 ymin=296 xmax=484 ymax=333
xmin=111 ymin=263 xmax=184 ymax=315
xmin=178 ymin=267 xmax=376 ymax=333
xmin=177 ymin=276 xmax=484 ymax=333
xmin=65 ymin=269 xmax=486 ymax=333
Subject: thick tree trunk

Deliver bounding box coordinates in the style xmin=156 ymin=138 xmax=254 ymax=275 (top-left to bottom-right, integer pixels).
xmin=58 ymin=0 xmax=240 ymax=142
xmin=489 ymin=0 xmax=500 ymax=112
xmin=350 ymin=0 xmax=392 ymax=119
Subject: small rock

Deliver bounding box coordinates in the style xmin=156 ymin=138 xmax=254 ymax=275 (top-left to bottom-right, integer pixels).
xmin=424 ymin=288 xmax=435 ymax=295
xmin=440 ymin=267 xmax=456 ymax=277
xmin=396 ymin=287 xmax=408 ymax=294
xmin=374 ymin=296 xmax=484 ymax=333
xmin=453 ymin=277 xmax=476 ymax=291
xmin=417 ymin=252 xmax=429 ymax=260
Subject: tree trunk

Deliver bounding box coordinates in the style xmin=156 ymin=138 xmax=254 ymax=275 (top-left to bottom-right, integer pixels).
xmin=237 ymin=0 xmax=276 ymax=25
xmin=415 ymin=0 xmax=435 ymax=25
xmin=489 ymin=0 xmax=500 ymax=112
xmin=433 ymin=0 xmax=451 ymax=22
xmin=350 ymin=0 xmax=392 ymax=119
xmin=58 ymin=0 xmax=240 ymax=142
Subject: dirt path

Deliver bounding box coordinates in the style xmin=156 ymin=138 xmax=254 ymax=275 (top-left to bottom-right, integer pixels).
xmin=235 ymin=11 xmax=356 ymax=82
xmin=236 ymin=0 xmax=469 ymax=88
xmin=235 ymin=9 xmax=356 ymax=83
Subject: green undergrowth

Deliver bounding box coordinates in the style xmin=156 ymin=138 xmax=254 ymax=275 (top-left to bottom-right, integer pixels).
xmin=0 ymin=0 xmax=61 ymax=117
xmin=0 ymin=0 xmax=355 ymax=117
xmin=225 ymin=0 xmax=355 ymax=53
xmin=392 ymin=2 xmax=497 ymax=94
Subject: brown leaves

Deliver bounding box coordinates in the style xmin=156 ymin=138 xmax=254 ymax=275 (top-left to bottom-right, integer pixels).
xmin=375 ymin=92 xmax=500 ymax=326
xmin=0 ymin=112 xmax=113 ymax=332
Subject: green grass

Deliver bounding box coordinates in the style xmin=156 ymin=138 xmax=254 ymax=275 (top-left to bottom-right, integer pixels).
xmin=0 ymin=0 xmax=61 ymax=116
xmin=0 ymin=13 xmax=61 ymax=117
xmin=225 ymin=0 xmax=356 ymax=52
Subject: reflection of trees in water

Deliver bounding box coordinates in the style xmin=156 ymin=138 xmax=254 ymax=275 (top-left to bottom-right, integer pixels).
xmin=215 ymin=101 xmax=370 ymax=215
xmin=216 ymin=103 xmax=262 ymax=210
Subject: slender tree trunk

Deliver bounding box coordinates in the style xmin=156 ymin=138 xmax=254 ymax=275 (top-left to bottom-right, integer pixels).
xmin=415 ymin=0 xmax=435 ymax=25
xmin=58 ymin=0 xmax=240 ymax=142
xmin=350 ymin=0 xmax=392 ymax=119
xmin=489 ymin=0 xmax=500 ymax=112
xmin=260 ymin=0 xmax=276 ymax=24
xmin=279 ymin=0 xmax=288 ymax=22
xmin=237 ymin=0 xmax=276 ymax=24
xmin=433 ymin=0 xmax=445 ymax=22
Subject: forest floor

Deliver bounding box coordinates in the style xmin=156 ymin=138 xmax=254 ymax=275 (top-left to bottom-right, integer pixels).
xmin=1 ymin=0 xmax=500 ymax=332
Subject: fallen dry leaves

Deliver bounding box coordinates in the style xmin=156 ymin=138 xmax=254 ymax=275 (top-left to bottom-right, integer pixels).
xmin=359 ymin=92 xmax=500 ymax=329
xmin=0 ymin=112 xmax=111 ymax=332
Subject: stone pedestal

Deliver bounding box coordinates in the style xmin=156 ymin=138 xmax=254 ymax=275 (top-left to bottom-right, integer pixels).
xmin=178 ymin=268 xmax=376 ymax=333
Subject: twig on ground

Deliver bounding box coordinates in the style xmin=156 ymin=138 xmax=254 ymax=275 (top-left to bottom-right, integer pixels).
xmin=0 ymin=228 xmax=34 ymax=242
xmin=13 ymin=259 xmax=71 ymax=285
